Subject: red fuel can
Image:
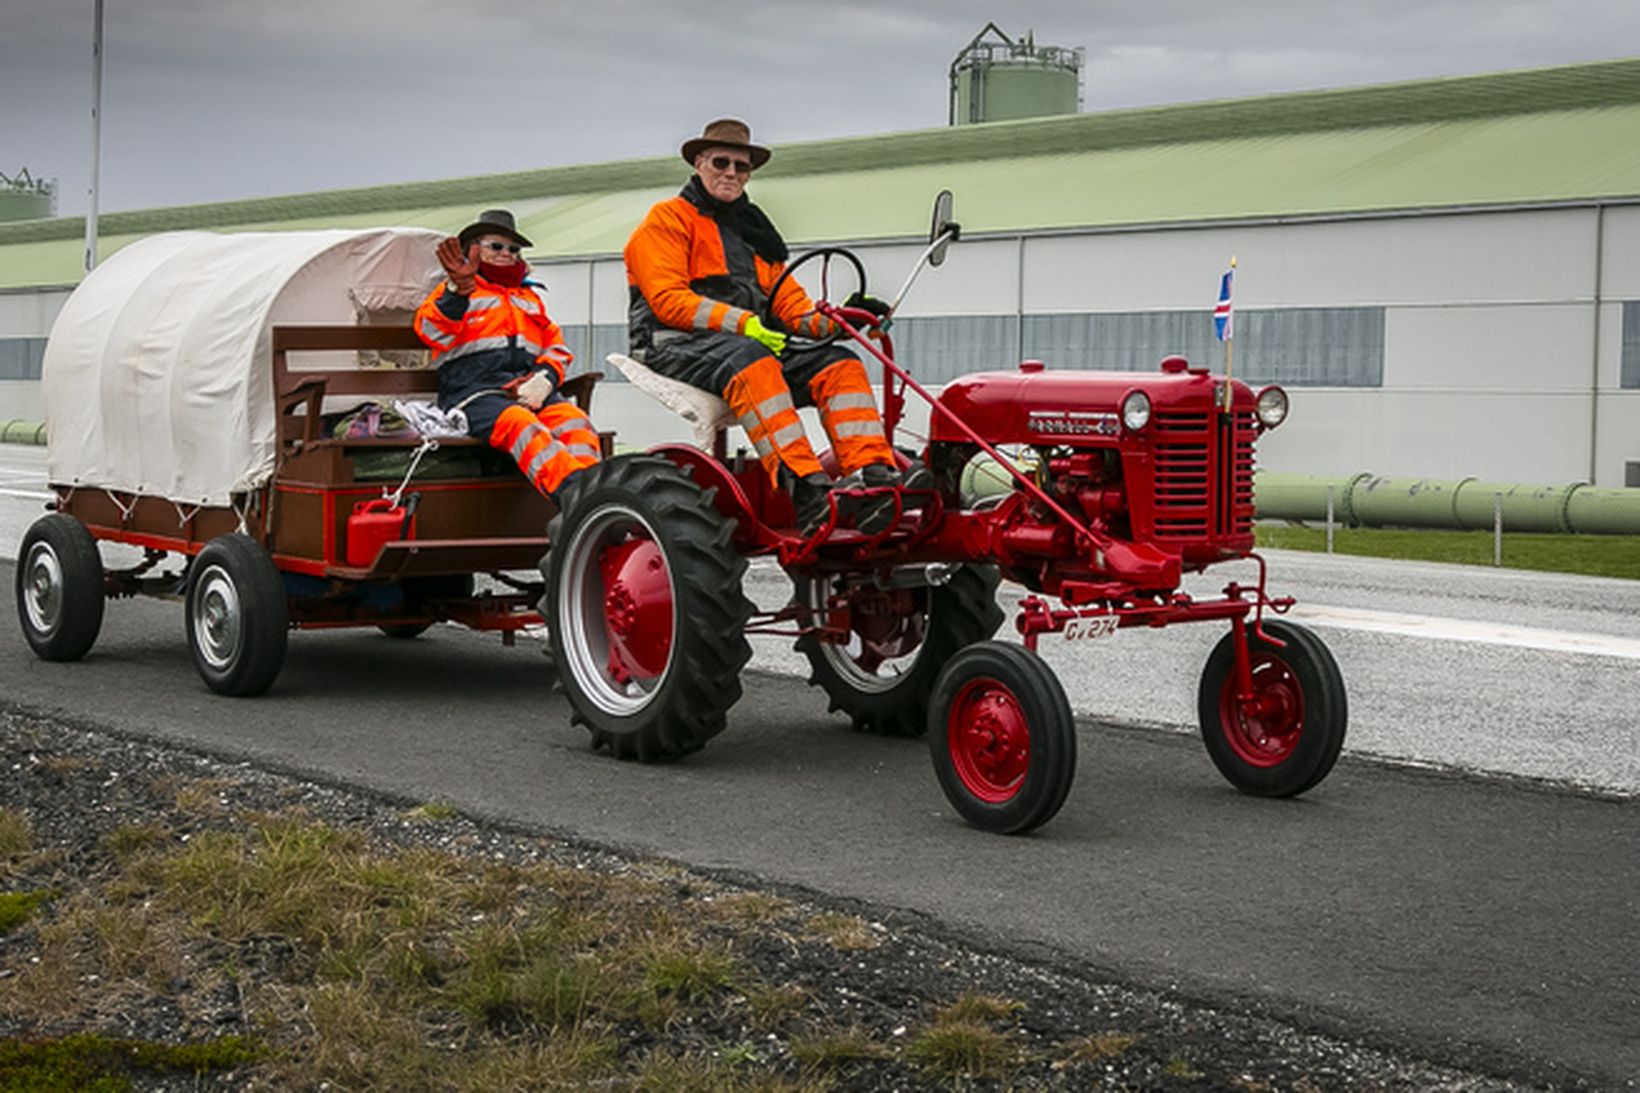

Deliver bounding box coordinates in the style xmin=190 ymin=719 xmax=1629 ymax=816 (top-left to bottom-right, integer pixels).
xmin=347 ymin=497 xmax=413 ymax=567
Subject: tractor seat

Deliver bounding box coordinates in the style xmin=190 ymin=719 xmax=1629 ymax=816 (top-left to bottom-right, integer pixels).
xmin=606 ymin=353 xmax=734 ymax=449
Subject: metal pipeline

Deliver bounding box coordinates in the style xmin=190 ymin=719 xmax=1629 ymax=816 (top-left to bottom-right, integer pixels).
xmin=1255 ymin=472 xmax=1640 ymax=535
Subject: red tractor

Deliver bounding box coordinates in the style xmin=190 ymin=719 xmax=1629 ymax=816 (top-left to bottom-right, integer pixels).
xmin=543 ymin=193 xmax=1347 ymax=834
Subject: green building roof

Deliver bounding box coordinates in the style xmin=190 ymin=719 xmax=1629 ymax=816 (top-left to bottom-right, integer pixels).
xmin=5 ymin=56 xmax=1640 ymax=290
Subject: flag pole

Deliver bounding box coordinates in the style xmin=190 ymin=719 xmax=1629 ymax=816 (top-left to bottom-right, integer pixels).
xmin=1220 ymin=255 xmax=1236 ymax=411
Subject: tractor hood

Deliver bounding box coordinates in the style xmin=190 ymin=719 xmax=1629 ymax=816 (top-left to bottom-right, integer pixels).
xmin=929 ymin=361 xmax=1248 ymax=445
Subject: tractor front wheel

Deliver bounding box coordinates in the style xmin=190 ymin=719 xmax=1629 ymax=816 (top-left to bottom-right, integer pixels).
xmin=928 ymin=641 xmax=1077 ymax=834
xmin=795 ymin=565 xmax=1003 ymax=737
xmin=544 ymin=455 xmax=752 ymax=761
xmin=16 ymin=513 xmax=105 ymax=662
xmin=1198 ymin=619 xmax=1347 ymax=797
xmin=185 ymin=534 xmax=289 ymax=697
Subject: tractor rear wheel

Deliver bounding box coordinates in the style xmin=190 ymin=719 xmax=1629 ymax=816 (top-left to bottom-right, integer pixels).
xmin=16 ymin=513 xmax=105 ymax=662
xmin=185 ymin=534 xmax=289 ymax=697
xmin=795 ymin=564 xmax=1003 ymax=736
xmin=928 ymin=641 xmax=1077 ymax=834
xmin=1198 ymin=619 xmax=1347 ymax=797
xmin=543 ymin=455 xmax=752 ymax=761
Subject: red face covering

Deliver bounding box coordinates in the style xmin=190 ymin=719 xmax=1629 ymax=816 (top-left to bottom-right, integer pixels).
xmin=479 ymin=259 xmax=527 ymax=287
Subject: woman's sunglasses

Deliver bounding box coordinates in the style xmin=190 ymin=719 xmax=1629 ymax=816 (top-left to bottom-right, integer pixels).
xmin=482 ymin=240 xmax=524 ymax=255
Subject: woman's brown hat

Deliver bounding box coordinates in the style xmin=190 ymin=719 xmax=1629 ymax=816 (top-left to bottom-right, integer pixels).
xmin=680 ymin=118 xmax=771 ymax=169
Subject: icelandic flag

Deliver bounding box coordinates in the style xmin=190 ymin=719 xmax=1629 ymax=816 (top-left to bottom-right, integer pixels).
xmin=1213 ymin=267 xmax=1234 ymax=342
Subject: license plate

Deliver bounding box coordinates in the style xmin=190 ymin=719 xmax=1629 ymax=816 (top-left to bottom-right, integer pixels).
xmin=1062 ymin=616 xmax=1119 ymax=642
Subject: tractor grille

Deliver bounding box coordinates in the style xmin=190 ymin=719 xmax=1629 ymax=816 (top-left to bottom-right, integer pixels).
xmin=1151 ymin=409 xmax=1256 ymax=541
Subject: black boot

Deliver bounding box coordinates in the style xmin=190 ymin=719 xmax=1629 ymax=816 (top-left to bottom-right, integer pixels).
xmin=849 ymin=461 xmax=934 ymax=534
xmin=788 ymin=471 xmax=836 ymax=537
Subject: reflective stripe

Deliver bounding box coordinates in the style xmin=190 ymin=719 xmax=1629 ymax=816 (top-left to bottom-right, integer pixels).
xmin=693 ymin=298 xmax=716 ymax=330
xmin=564 ymin=443 xmax=602 ymax=461
xmin=831 ymin=419 xmax=885 ymax=439
xmin=524 ymin=438 xmax=568 ymax=482
xmin=443 ymin=334 xmax=515 ymax=362
xmin=464 ymin=295 xmax=503 ymax=313
xmin=771 ymin=421 xmax=806 ymax=448
xmin=510 ymin=294 xmax=541 ymax=315
xmin=755 ymin=391 xmax=796 ymax=420
xmin=517 ymin=338 xmax=546 ymax=359
xmin=724 ymin=307 xmax=752 ymax=333
xmin=417 ymin=317 xmax=454 ymax=348
xmin=823 ymin=392 xmax=878 ymax=412
xmin=508 ymin=420 xmax=551 ymax=463
xmin=549 ymin=417 xmax=593 ymax=438
xmin=542 ymin=345 xmax=574 ymax=366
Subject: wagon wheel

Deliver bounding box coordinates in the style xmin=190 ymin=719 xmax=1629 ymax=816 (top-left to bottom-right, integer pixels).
xmin=15 ymin=513 xmax=105 ymax=662
xmin=543 ymin=454 xmax=752 ymax=761
xmin=1197 ymin=619 xmax=1348 ymax=797
xmin=794 ymin=565 xmax=1003 ymax=736
xmin=928 ymin=641 xmax=1077 ymax=835
xmin=185 ymin=534 xmax=289 ymax=697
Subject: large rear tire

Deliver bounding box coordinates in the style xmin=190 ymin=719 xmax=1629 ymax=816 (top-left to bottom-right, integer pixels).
xmin=795 ymin=565 xmax=1003 ymax=736
xmin=1198 ymin=619 xmax=1347 ymax=797
xmin=185 ymin=534 xmax=289 ymax=697
xmin=15 ymin=513 xmax=105 ymax=662
xmin=543 ymin=455 xmax=752 ymax=761
xmin=928 ymin=641 xmax=1077 ymax=834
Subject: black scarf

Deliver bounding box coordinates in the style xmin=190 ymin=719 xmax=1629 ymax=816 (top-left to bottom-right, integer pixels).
xmin=681 ymin=175 xmax=788 ymax=264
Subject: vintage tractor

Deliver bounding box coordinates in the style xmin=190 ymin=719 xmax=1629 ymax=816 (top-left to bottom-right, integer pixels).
xmin=545 ymin=193 xmax=1347 ymax=834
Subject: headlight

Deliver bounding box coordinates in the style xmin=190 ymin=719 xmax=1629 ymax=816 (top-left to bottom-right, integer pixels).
xmin=1255 ymin=386 xmax=1289 ymax=428
xmin=1120 ymin=390 xmax=1151 ymax=432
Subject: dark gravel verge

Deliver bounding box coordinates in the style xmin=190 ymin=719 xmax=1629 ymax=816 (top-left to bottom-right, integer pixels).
xmin=0 ymin=704 xmax=1571 ymax=1091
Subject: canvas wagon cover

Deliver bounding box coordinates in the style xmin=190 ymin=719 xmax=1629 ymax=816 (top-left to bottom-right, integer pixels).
xmin=43 ymin=227 xmax=444 ymax=506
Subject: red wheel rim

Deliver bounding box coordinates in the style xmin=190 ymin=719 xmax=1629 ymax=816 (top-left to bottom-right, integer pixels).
xmin=597 ymin=537 xmax=674 ymax=684
xmin=1218 ymin=651 xmax=1304 ymax=767
xmin=946 ymin=675 xmax=1029 ymax=803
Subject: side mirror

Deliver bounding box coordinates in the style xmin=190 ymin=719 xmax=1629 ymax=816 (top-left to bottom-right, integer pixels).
xmin=929 ymin=190 xmax=960 ymax=267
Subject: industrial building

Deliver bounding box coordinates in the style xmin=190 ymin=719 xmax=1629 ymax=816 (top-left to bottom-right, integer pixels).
xmin=3 ymin=55 xmax=1639 ymax=486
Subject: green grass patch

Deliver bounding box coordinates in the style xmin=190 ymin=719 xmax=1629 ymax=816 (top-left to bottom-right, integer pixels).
xmin=1257 ymin=524 xmax=1640 ymax=580
xmin=0 ymin=1032 xmax=260 ymax=1092
xmin=0 ymin=890 xmax=50 ymax=935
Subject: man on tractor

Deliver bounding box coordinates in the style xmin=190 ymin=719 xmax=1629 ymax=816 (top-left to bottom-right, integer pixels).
xmin=414 ymin=209 xmax=600 ymax=505
xmin=623 ymin=118 xmax=928 ymax=537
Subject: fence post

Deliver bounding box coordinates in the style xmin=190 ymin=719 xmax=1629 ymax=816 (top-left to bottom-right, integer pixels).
xmin=1325 ymin=484 xmax=1336 ymax=554
xmin=1493 ymin=492 xmax=1503 ymax=567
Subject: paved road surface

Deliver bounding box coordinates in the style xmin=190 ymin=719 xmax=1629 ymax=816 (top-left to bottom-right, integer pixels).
xmin=3 ymin=441 xmax=1638 ymax=1084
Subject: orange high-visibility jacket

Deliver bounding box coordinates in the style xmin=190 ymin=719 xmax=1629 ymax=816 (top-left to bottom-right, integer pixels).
xmin=413 ymin=277 xmax=574 ymax=393
xmin=624 ymin=190 xmax=832 ymax=354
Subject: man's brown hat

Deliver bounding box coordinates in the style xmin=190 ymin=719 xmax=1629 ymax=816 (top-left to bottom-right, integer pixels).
xmin=457 ymin=208 xmax=533 ymax=250
xmin=681 ymin=118 xmax=771 ymax=170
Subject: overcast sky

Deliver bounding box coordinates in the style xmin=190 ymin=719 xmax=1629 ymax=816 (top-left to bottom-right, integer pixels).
xmin=5 ymin=1 xmax=1639 ymax=217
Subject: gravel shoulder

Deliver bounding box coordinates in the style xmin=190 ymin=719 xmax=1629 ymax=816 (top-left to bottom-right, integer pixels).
xmin=0 ymin=703 xmax=1566 ymax=1091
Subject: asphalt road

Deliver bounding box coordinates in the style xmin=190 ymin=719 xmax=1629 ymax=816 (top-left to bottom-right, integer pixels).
xmin=3 ymin=441 xmax=1638 ymax=1085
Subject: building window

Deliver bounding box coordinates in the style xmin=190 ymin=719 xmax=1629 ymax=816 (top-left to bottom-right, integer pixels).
xmin=0 ymin=337 xmax=47 ymax=381
xmin=1622 ymin=301 xmax=1640 ymax=390
xmin=1021 ymin=308 xmax=1383 ymax=387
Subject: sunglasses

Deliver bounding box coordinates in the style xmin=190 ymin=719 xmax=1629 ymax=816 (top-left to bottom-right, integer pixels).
xmin=708 ymin=154 xmax=754 ymax=176
xmin=481 ymin=240 xmax=523 ymax=255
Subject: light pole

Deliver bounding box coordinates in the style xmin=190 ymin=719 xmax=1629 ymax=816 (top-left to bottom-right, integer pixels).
xmin=85 ymin=0 xmax=104 ymax=273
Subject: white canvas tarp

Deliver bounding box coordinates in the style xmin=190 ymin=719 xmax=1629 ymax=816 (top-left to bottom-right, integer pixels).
xmin=43 ymin=227 xmax=444 ymax=505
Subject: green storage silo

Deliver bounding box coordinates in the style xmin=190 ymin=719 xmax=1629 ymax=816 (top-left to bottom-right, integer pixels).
xmin=950 ymin=23 xmax=1082 ymax=126
xmin=0 ymin=170 xmax=56 ymax=222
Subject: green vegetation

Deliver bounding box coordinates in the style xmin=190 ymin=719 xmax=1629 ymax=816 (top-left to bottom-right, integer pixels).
xmin=0 ymin=1032 xmax=259 ymax=1092
xmin=1257 ymin=525 xmax=1640 ymax=580
xmin=0 ymin=890 xmax=49 ymax=934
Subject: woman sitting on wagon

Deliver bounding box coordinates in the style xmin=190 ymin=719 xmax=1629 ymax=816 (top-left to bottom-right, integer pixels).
xmin=414 ymin=208 xmax=600 ymax=505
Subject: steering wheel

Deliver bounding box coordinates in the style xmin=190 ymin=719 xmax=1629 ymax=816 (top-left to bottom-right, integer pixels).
xmin=763 ymin=246 xmax=870 ymax=352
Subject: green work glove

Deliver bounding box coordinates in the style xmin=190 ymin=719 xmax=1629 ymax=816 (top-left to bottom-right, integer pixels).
xmin=742 ymin=314 xmax=786 ymax=355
